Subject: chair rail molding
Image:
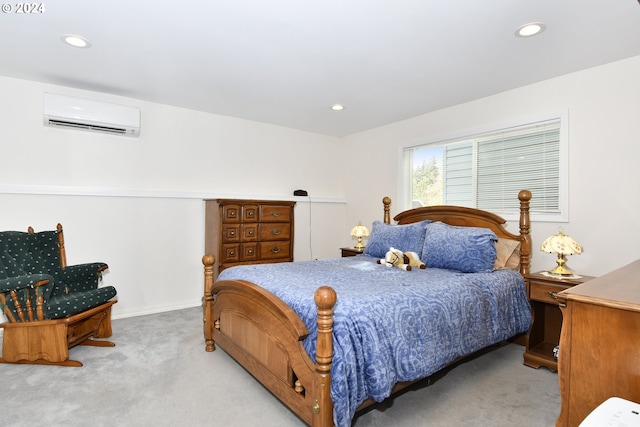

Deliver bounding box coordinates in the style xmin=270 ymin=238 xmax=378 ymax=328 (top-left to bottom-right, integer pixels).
xmin=0 ymin=184 xmax=346 ymax=204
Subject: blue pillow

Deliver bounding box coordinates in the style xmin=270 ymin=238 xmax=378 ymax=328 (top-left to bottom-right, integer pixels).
xmin=421 ymin=222 xmax=497 ymax=273
xmin=363 ymin=220 xmax=430 ymax=259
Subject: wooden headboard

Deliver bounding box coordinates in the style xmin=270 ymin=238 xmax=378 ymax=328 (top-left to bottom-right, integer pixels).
xmin=382 ymin=190 xmax=531 ymax=276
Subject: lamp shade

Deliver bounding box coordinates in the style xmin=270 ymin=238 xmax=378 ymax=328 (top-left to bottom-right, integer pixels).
xmin=350 ymin=222 xmax=370 ymax=249
xmin=540 ymin=229 xmax=582 ymax=256
xmin=350 ymin=223 xmax=370 ymax=238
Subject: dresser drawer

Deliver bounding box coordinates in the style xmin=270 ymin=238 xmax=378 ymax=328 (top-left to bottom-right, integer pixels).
xmin=241 ymin=243 xmax=258 ymax=260
xmin=222 ymin=224 xmax=240 ymax=242
xmin=221 ymin=243 xmax=240 ymax=263
xmin=221 ymin=203 xmax=261 ymax=223
xmin=530 ymin=281 xmax=570 ymax=304
xmin=221 ymin=243 xmax=259 ymax=262
xmin=259 ymin=223 xmax=291 ymax=241
xmin=221 ymin=204 xmax=241 ymax=223
xmin=222 ymin=224 xmax=258 ymax=242
xmin=260 ymin=205 xmax=291 ymax=223
xmin=259 ymin=241 xmax=291 ymax=259
xmin=242 ymin=204 xmax=259 ymax=222
xmin=243 ymin=224 xmax=258 ymax=241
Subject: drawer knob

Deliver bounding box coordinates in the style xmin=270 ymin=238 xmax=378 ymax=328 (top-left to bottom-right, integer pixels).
xmin=549 ymin=291 xmax=558 ymax=300
xmin=271 ymin=211 xmax=281 ymax=217
xmin=271 ymin=229 xmax=281 ymax=235
xmin=271 ymin=247 xmax=281 ymax=254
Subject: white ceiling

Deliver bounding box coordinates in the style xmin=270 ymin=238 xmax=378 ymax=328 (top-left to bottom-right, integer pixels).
xmin=1 ymin=1 xmax=639 ymax=137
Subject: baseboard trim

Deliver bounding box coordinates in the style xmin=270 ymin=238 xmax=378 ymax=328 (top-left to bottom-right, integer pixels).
xmin=0 ymin=302 xmax=204 ymax=338
xmin=111 ymin=301 xmax=203 ymax=320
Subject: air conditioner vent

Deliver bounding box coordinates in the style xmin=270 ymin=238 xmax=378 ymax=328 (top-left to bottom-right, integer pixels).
xmin=47 ymin=119 xmax=128 ymax=135
xmin=43 ymin=93 xmax=140 ymax=137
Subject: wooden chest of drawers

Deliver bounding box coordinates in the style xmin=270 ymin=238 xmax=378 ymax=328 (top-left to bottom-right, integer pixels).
xmin=205 ymin=199 xmax=295 ymax=279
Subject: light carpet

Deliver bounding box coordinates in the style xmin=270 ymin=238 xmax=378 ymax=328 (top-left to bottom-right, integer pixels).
xmin=0 ymin=307 xmax=560 ymax=426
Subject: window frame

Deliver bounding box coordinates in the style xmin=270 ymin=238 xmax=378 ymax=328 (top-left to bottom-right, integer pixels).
xmin=399 ymin=111 xmax=569 ymax=223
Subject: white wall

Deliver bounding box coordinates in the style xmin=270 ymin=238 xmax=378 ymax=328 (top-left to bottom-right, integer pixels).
xmin=0 ymin=76 xmax=347 ymax=318
xmin=4 ymin=55 xmax=639 ymax=319
xmin=343 ymin=55 xmax=640 ymax=278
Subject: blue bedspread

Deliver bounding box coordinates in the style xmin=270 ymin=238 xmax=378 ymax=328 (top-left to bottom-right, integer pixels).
xmin=217 ymin=255 xmax=531 ymax=427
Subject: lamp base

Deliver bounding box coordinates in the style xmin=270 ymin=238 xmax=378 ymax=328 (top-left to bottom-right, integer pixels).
xmin=548 ymin=264 xmax=575 ymax=276
xmin=547 ymin=253 xmax=575 ymax=276
xmin=354 ymin=242 xmax=365 ymax=250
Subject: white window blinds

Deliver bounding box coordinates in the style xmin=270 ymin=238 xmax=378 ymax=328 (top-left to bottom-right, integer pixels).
xmin=475 ymin=119 xmax=560 ymax=214
xmin=404 ymin=116 xmax=565 ymax=220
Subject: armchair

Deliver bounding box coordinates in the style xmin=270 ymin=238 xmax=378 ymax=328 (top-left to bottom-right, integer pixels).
xmin=0 ymin=224 xmax=117 ymax=366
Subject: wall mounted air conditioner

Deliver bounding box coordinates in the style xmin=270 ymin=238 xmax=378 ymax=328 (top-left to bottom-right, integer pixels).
xmin=43 ymin=93 xmax=141 ymax=137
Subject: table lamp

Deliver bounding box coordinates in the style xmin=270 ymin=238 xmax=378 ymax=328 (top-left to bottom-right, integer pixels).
xmin=540 ymin=228 xmax=582 ymax=276
xmin=350 ymin=222 xmax=370 ymax=249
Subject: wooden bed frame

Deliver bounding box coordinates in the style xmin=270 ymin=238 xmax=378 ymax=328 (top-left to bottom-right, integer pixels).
xmin=202 ymin=190 xmax=532 ymax=427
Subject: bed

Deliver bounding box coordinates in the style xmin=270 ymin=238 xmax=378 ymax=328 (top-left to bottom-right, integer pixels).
xmin=202 ymin=190 xmax=532 ymax=427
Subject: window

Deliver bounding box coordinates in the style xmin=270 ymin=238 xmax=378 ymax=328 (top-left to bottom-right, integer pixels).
xmin=402 ymin=114 xmax=567 ymax=221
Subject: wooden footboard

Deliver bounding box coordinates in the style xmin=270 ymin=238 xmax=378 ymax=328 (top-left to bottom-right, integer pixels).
xmin=202 ymin=254 xmax=335 ymax=427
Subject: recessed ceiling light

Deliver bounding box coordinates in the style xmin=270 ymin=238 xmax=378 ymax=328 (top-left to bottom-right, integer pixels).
xmin=331 ymin=104 xmax=345 ymax=111
xmin=61 ymin=34 xmax=91 ymax=48
xmin=515 ymin=22 xmax=546 ymax=38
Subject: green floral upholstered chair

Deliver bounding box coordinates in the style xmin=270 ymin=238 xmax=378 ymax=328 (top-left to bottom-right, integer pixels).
xmin=0 ymin=224 xmax=117 ymax=366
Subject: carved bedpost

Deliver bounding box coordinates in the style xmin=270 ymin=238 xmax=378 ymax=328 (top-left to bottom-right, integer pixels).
xmin=518 ymin=190 xmax=532 ymax=276
xmin=313 ymin=286 xmax=336 ymax=427
xmin=56 ymin=223 xmax=67 ymax=268
xmin=202 ymin=254 xmax=216 ymax=352
xmin=383 ymin=196 xmax=391 ymax=225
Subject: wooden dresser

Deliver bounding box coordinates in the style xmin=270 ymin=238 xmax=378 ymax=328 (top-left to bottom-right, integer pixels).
xmin=205 ymin=199 xmax=295 ymax=280
xmin=555 ymin=259 xmax=640 ymax=427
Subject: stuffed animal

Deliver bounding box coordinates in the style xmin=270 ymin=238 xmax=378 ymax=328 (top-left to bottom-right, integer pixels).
xmin=378 ymin=247 xmax=408 ymax=270
xmin=377 ymin=247 xmax=425 ymax=271
xmin=404 ymin=251 xmax=426 ymax=270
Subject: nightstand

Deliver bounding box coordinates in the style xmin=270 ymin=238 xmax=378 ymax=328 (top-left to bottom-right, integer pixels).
xmin=340 ymin=247 xmax=364 ymax=257
xmin=524 ymin=271 xmax=594 ymax=371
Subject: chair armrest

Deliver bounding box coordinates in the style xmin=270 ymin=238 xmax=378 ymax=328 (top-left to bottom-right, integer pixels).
xmin=0 ymin=274 xmax=54 ymax=322
xmin=0 ymin=274 xmax=52 ymax=293
xmin=59 ymin=263 xmax=109 ymax=293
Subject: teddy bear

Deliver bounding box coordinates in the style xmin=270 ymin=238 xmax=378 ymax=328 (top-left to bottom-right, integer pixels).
xmin=377 ymin=247 xmax=426 ymax=271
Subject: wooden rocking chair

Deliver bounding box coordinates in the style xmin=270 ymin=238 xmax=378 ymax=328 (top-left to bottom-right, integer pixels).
xmin=0 ymin=224 xmax=117 ymax=367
